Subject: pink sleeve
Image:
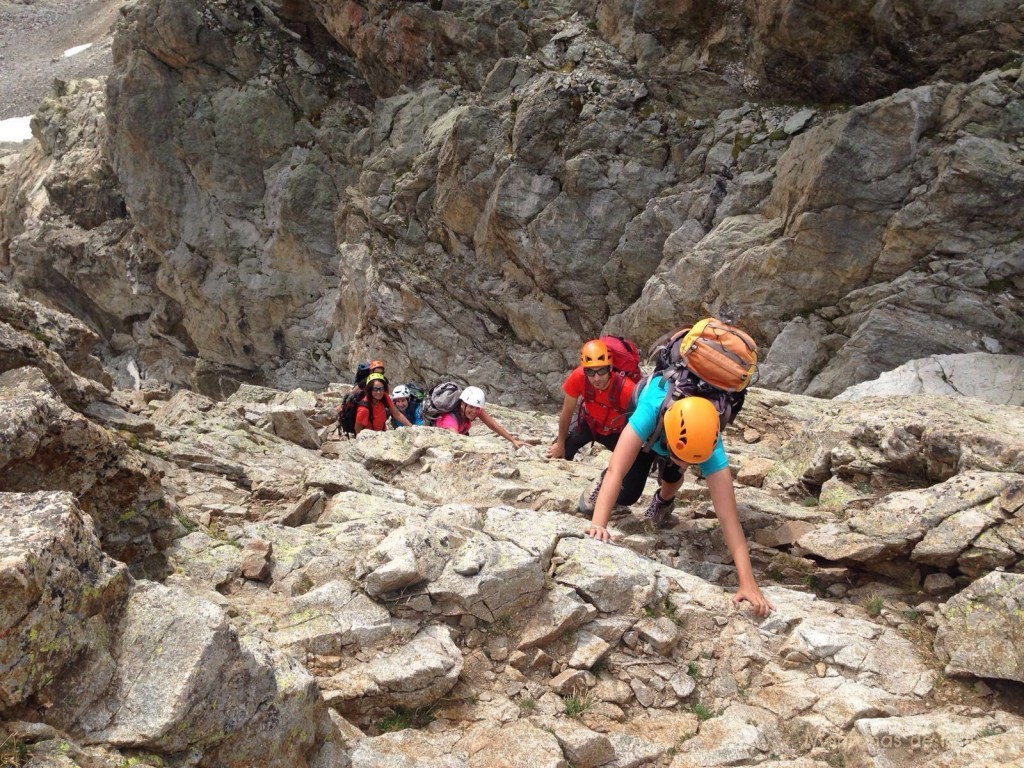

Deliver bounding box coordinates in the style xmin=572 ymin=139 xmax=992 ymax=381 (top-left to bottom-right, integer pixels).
xmin=435 ymin=412 xmax=459 ymax=432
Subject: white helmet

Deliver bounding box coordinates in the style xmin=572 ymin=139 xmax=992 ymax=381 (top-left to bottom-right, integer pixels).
xmin=460 ymin=386 xmax=486 ymax=408
xmin=392 ymin=385 xmax=411 ymax=399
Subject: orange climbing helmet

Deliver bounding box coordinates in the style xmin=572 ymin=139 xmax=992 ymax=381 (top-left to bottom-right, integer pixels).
xmin=580 ymin=339 xmax=611 ymax=369
xmin=663 ymin=397 xmax=720 ymax=464
xmin=369 ymin=360 xmax=385 ymax=372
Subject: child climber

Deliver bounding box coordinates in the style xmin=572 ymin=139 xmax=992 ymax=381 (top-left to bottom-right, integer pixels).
xmin=547 ymin=339 xmax=636 ymax=460
xmin=582 ymin=389 xmax=773 ymax=616
xmin=435 ymin=386 xmax=528 ymax=449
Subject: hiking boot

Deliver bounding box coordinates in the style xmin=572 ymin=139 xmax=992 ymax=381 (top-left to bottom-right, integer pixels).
xmin=644 ymin=491 xmax=676 ymax=527
xmin=577 ymin=469 xmax=607 ymax=515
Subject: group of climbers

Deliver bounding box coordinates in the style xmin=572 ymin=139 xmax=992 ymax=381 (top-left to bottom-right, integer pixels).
xmin=335 ymin=318 xmax=771 ymax=616
xmin=339 ymin=360 xmax=526 ymax=448
xmin=338 ymin=361 xmax=414 ymax=435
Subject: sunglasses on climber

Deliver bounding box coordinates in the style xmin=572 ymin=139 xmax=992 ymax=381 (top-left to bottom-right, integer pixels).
xmin=584 ymin=366 xmax=612 ymax=378
xmin=369 ymin=386 xmax=386 ymax=393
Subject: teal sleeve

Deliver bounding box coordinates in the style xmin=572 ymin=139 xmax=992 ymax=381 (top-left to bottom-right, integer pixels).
xmin=698 ymin=436 xmax=729 ymax=475
xmin=626 ymin=375 xmax=669 ymax=445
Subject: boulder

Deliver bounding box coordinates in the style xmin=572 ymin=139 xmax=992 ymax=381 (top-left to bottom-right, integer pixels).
xmin=240 ymin=538 xmax=273 ymax=581
xmin=797 ymin=472 xmax=1023 ymax=574
xmin=270 ymin=580 xmax=392 ymax=657
xmin=0 ymin=491 xmax=129 ymax=709
xmin=166 ymin=530 xmax=243 ymax=589
xmin=668 ymin=705 xmax=770 ymax=767
xmin=43 ymin=581 xmax=335 ymax=767
xmin=779 ymin=615 xmax=934 ymax=697
xmin=362 ymin=522 xmax=455 ymax=598
xmin=269 ymin=406 xmax=322 ymax=449
xmin=0 ymin=366 xmax=173 ymax=573
xmin=770 ymin=397 xmax=1024 ymax=492
xmin=934 ymin=572 xmax=1024 ymax=682
xmin=844 ymin=712 xmax=1024 ymax=768
xmin=549 ymin=719 xmax=615 ymax=768
xmin=553 ymin=537 xmax=660 ymax=614
xmin=518 ymin=584 xmax=596 ymax=650
xmin=322 ymin=625 xmax=464 ymax=717
xmin=0 ymin=296 xmax=108 ymax=407
xmin=427 ymin=533 xmax=547 ymax=622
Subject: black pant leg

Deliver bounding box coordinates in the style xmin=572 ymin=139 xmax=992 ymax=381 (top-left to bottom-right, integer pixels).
xmin=594 ymin=431 xmax=620 ymax=452
xmin=617 ymin=449 xmax=657 ymax=506
xmin=564 ymin=420 xmax=596 ymax=461
xmin=658 ymin=457 xmax=683 ymax=485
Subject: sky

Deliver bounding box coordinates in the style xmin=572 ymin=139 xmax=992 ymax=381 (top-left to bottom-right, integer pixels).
xmin=0 ymin=44 xmax=93 ymax=143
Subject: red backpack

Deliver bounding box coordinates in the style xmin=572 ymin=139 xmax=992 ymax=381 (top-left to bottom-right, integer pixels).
xmin=600 ymin=335 xmax=642 ymax=382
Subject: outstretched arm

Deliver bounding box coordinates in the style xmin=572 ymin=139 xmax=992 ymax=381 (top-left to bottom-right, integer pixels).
xmin=478 ymin=410 xmax=526 ymax=448
xmin=706 ymin=468 xmax=774 ymax=616
xmin=547 ymin=394 xmax=578 ymax=458
xmin=585 ymin=426 xmax=643 ymax=542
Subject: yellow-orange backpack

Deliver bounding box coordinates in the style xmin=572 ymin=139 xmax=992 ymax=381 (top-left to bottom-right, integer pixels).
xmin=631 ymin=319 xmax=758 ymax=452
xmin=669 ymin=318 xmax=758 ymax=392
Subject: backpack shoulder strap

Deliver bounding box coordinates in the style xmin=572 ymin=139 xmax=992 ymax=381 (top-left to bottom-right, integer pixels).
xmin=639 ymin=364 xmax=694 ymax=453
xmin=640 ymin=384 xmax=675 ymax=453
xmin=607 ymin=371 xmax=625 ymax=405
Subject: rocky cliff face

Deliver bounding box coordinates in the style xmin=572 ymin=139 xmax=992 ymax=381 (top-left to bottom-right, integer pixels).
xmin=1 ymin=0 xmax=1021 ymax=401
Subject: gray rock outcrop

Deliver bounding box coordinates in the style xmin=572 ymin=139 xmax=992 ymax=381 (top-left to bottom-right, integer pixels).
xmin=796 ymin=472 xmax=1024 ymax=577
xmin=0 ymin=283 xmax=108 ymax=406
xmin=0 ymin=366 xmax=173 ymax=574
xmin=0 ymin=479 xmax=342 ymax=766
xmin=589 ymin=0 xmax=1024 ymax=106
xmin=0 ymin=491 xmax=130 ymax=709
xmin=836 ymin=353 xmax=1024 ymax=406
xmin=1 ymin=0 xmax=1020 ymax=402
xmin=44 ymin=580 xmax=338 ymax=767
xmin=843 ymin=712 xmax=1024 ymax=768
xmin=934 ymin=572 xmax=1024 ymax=682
